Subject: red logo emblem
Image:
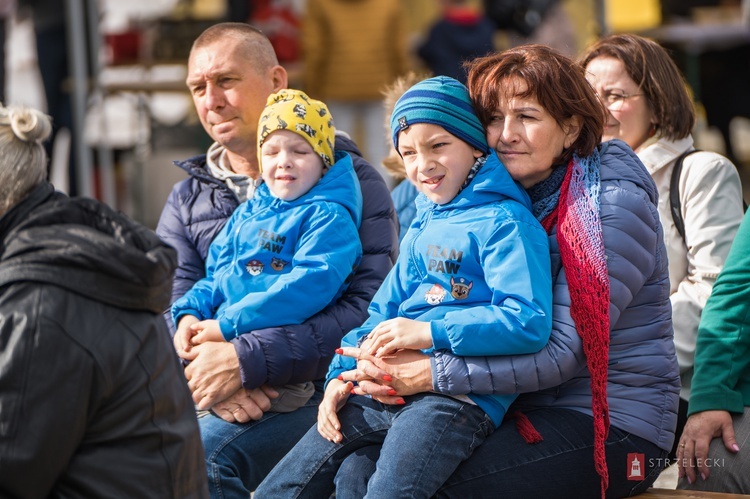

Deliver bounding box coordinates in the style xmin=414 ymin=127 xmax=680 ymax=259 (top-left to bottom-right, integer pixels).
xmin=627 ymin=453 xmax=645 ymax=481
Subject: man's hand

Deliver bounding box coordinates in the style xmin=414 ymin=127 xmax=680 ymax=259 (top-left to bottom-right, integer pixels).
xmin=211 ymin=385 xmax=280 ymax=423
xmin=182 ymin=341 xmax=242 ymax=409
xmin=677 ymin=410 xmax=739 ymax=484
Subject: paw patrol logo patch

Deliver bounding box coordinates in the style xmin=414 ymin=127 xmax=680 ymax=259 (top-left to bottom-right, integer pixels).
xmin=450 ymin=277 xmax=473 ymax=300
xmin=271 ymin=257 xmax=287 ymax=271
xmin=425 ymin=284 xmax=447 ymax=305
xmin=246 ymin=259 xmax=264 ymax=276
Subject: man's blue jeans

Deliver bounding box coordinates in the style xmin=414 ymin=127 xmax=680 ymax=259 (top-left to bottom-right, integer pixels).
xmin=199 ymin=382 xmax=323 ymax=498
xmin=255 ymin=392 xmax=494 ymax=498
xmin=334 ymin=407 xmax=668 ymax=498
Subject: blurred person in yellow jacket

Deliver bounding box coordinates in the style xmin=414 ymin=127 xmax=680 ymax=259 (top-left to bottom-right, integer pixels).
xmin=302 ymin=0 xmax=410 ymax=187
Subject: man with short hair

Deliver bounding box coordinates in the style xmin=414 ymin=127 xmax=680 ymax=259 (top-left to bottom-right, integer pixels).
xmin=155 ymin=22 xmax=398 ymax=497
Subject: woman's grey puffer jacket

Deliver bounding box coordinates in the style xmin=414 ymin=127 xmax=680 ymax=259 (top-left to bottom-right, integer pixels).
xmin=432 ymin=139 xmax=681 ymax=452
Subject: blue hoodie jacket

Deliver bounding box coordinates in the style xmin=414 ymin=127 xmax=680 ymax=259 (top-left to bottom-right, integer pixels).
xmin=156 ymin=135 xmax=397 ymax=389
xmin=172 ymin=150 xmax=363 ymax=340
xmin=328 ymin=151 xmax=552 ymax=426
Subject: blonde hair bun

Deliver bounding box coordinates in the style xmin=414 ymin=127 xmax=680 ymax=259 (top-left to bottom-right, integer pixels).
xmin=2 ymin=106 xmax=52 ymax=144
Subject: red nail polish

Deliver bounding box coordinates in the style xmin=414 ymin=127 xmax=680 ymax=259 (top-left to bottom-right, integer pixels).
xmin=387 ymin=389 xmax=397 ymax=396
xmin=396 ymin=398 xmax=405 ymax=405
xmin=350 ymin=388 xmax=357 ymax=395
xmin=337 ymin=375 xmax=344 ymax=381
xmin=335 ymin=348 xmax=343 ymax=354
xmin=382 ymin=374 xmax=393 ymax=382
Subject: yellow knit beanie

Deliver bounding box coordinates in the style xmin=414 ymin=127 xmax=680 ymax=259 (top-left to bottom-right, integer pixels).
xmin=257 ymin=89 xmax=336 ymax=171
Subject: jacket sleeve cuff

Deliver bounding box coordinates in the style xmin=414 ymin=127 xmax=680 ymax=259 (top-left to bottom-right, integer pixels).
xmin=219 ymin=315 xmax=236 ymax=341
xmin=687 ymin=386 xmax=745 ymax=416
xmin=431 ymin=352 xmax=447 ymax=394
xmin=173 ymin=308 xmax=201 ymax=328
xmin=431 ymin=320 xmax=451 ymax=351
xmin=232 ymin=334 xmax=267 ymax=390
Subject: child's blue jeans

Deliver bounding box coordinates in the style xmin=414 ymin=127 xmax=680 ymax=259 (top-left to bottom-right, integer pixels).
xmin=255 ymin=392 xmax=494 ymax=498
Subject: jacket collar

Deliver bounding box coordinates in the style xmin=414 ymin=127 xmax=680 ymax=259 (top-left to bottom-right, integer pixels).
xmin=637 ymin=135 xmax=694 ymax=175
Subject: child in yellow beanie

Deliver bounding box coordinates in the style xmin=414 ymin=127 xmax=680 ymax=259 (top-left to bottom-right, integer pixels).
xmin=172 ymin=89 xmax=362 ymax=413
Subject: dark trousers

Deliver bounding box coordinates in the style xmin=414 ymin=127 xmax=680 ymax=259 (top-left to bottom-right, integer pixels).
xmin=334 ymin=407 xmax=668 ymax=499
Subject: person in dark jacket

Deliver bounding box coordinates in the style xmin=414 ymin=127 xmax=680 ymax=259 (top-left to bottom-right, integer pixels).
xmin=0 ymin=104 xmax=208 ymax=498
xmin=154 ymin=22 xmax=398 ymax=497
xmin=416 ymin=0 xmax=495 ymax=84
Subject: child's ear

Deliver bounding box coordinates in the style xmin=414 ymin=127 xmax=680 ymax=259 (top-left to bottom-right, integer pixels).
xmin=473 ymin=148 xmax=485 ymax=158
xmin=564 ymin=116 xmax=582 ymax=149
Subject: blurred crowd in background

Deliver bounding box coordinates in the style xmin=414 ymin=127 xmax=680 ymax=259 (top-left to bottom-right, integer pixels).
xmin=2 ymin=0 xmax=749 ymax=225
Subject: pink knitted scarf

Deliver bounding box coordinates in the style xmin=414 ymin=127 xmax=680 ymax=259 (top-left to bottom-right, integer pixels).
xmin=543 ymin=153 xmax=611 ymax=498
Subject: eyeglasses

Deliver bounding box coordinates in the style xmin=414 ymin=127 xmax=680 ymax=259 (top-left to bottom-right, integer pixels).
xmin=598 ymin=90 xmax=643 ymax=111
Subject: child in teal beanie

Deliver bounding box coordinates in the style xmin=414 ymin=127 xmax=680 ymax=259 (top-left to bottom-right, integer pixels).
xmin=256 ymin=76 xmax=553 ymax=497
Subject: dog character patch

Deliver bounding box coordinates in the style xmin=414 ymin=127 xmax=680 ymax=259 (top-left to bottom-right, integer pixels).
xmin=271 ymin=257 xmax=287 ymax=271
xmin=425 ymin=284 xmax=447 ymax=305
xmin=246 ymin=259 xmax=264 ymax=276
xmin=450 ymin=277 xmax=473 ymax=300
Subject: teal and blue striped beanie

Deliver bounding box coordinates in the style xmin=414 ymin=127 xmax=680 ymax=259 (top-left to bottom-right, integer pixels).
xmin=390 ymin=76 xmax=489 ymax=154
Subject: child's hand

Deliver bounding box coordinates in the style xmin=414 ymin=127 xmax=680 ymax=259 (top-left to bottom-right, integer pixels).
xmin=366 ymin=318 xmax=432 ymax=357
xmin=190 ymin=319 xmax=224 ymax=344
xmin=174 ymin=315 xmax=200 ymax=353
xmin=317 ymin=379 xmax=353 ymax=443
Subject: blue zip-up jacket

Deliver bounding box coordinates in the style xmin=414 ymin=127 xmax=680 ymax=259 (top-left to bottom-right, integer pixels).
xmin=172 ymin=151 xmax=363 ymax=340
xmin=432 ymin=140 xmax=681 ymax=451
xmin=328 ymin=151 xmax=552 ymax=426
xmin=156 ymin=135 xmax=398 ymax=389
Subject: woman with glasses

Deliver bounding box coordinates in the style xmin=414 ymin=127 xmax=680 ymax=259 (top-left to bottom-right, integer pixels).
xmin=580 ymin=33 xmax=745 ymax=463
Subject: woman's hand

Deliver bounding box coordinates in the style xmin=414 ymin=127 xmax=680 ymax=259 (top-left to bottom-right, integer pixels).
xmin=338 ymin=341 xmax=433 ymax=404
xmin=677 ymin=410 xmax=739 ymax=484
xmin=365 ymin=318 xmax=432 ymax=357
xmin=317 ymin=379 xmax=353 ymax=443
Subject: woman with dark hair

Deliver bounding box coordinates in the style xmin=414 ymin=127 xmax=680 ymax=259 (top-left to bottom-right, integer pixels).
xmin=329 ymin=45 xmax=680 ymax=498
xmin=580 ymin=34 xmax=745 ymax=461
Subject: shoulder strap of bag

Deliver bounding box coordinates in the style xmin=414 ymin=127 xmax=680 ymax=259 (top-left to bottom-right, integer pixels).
xmin=670 ymin=149 xmax=701 ymax=242
xmin=670 ymin=149 xmax=748 ymax=242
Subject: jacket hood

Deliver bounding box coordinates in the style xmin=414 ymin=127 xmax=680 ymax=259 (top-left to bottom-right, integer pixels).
xmin=0 ymin=182 xmax=176 ymax=314
xmin=255 ymin=150 xmax=363 ymax=227
xmin=416 ymin=150 xmax=531 ymax=214
xmin=333 ymin=131 xmax=364 ymax=158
